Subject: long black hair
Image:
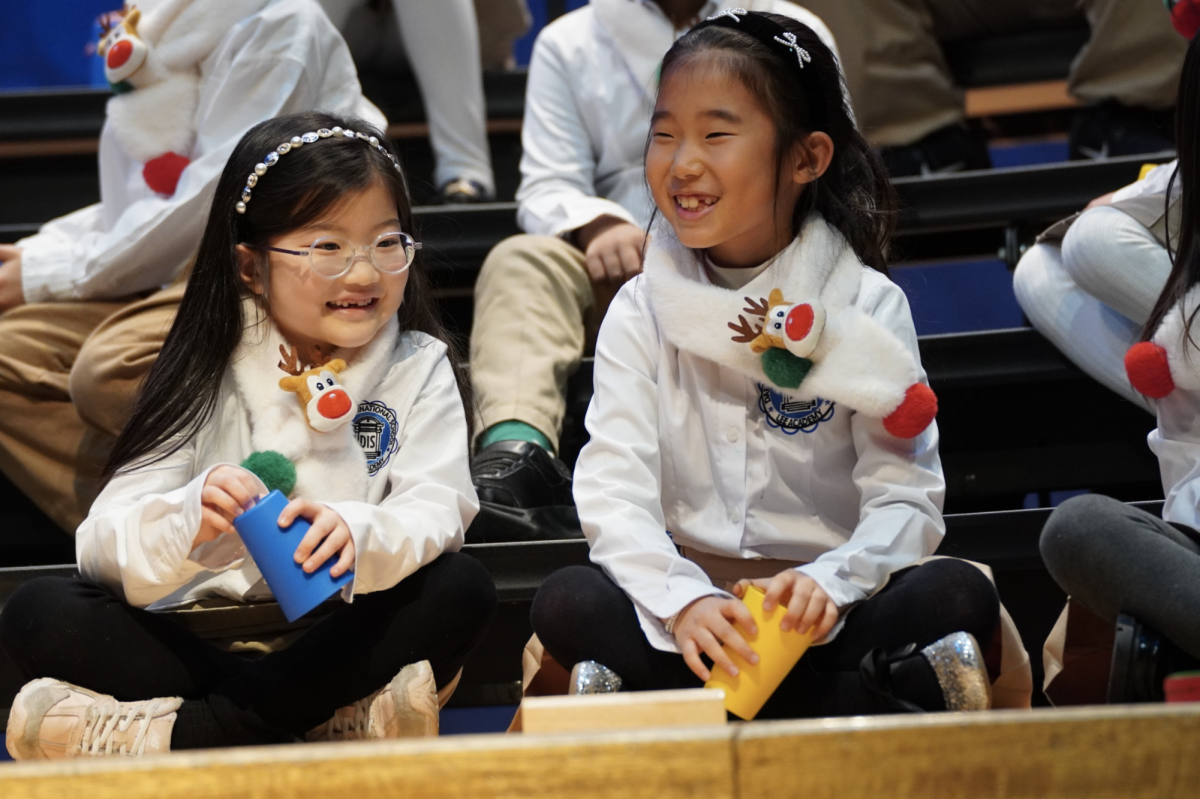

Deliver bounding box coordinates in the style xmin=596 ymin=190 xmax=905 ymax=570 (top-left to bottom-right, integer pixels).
xmin=1144 ymin=32 xmax=1200 ymax=345
xmin=651 ymin=13 xmax=896 ymax=272
xmin=105 ymin=111 xmax=474 ymax=476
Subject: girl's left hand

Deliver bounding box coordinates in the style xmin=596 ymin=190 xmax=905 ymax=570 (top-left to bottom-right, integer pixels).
xmin=280 ymin=499 xmax=356 ymax=578
xmin=734 ymin=570 xmax=839 ymax=641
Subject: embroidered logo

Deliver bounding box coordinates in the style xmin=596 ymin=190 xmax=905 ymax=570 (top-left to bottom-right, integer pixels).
xmin=353 ymin=400 xmax=400 ymax=476
xmin=758 ymin=384 xmax=835 ymax=435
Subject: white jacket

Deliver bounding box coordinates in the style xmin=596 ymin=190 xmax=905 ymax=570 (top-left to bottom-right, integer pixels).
xmin=17 ymin=0 xmax=383 ymax=303
xmin=575 ymin=224 xmax=945 ymax=652
xmin=77 ymin=322 xmax=478 ymax=610
xmin=516 ymin=0 xmax=838 ymax=238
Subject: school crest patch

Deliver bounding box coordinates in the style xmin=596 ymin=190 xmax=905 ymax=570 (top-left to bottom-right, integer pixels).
xmin=353 ymin=400 xmax=399 ymax=476
xmin=757 ymin=384 xmax=835 ymax=435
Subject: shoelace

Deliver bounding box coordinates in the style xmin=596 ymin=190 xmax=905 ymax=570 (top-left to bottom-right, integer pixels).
xmin=80 ymin=698 xmax=168 ymax=756
xmin=319 ymin=696 xmax=374 ymax=739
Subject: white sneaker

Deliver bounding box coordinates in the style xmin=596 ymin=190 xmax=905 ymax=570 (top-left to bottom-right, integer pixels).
xmin=6 ymin=678 xmax=181 ymax=760
xmin=307 ymin=661 xmax=456 ymax=742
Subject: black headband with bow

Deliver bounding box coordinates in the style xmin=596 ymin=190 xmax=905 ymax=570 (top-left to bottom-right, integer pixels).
xmin=689 ymin=8 xmax=829 ymax=131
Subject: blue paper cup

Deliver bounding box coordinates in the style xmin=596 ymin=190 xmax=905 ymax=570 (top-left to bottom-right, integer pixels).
xmin=233 ymin=490 xmax=353 ymax=622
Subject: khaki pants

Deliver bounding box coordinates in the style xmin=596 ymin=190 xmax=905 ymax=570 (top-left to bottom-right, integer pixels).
xmin=802 ymin=0 xmax=1188 ymax=146
xmin=470 ymin=234 xmax=606 ymax=453
xmin=0 ymin=283 xmax=185 ymax=532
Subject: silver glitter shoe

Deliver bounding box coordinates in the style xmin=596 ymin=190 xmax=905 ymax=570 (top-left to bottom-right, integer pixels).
xmin=568 ymin=661 xmax=623 ymax=695
xmin=921 ymin=631 xmax=991 ymax=711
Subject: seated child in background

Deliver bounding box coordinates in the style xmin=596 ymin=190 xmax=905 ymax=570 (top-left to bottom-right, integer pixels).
xmin=531 ymin=11 xmax=1030 ymax=716
xmin=0 ymin=112 xmax=495 ymax=759
xmin=1041 ymin=29 xmax=1200 ymax=703
xmin=1013 ymin=2 xmax=1200 ymax=412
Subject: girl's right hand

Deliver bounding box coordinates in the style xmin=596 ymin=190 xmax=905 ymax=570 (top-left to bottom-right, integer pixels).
xmin=194 ymin=465 xmax=263 ymax=550
xmin=672 ymin=595 xmax=760 ymax=682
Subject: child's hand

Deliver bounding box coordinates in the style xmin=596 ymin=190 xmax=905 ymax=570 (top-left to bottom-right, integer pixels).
xmin=195 ymin=465 xmax=263 ymax=550
xmin=734 ymin=570 xmax=838 ymax=641
xmin=575 ymin=217 xmax=647 ymax=285
xmin=280 ymin=499 xmax=356 ymax=578
xmin=672 ymin=595 xmax=760 ymax=682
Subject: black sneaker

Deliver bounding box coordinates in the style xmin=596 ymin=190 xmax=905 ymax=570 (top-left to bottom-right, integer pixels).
xmin=439 ymin=178 xmax=494 ymax=205
xmin=878 ymin=123 xmax=992 ymax=178
xmin=860 ymin=631 xmax=990 ymax=712
xmin=471 ymin=440 xmax=573 ymax=509
xmin=1069 ymin=100 xmax=1174 ymax=161
xmin=1107 ymin=613 xmax=1200 ymax=703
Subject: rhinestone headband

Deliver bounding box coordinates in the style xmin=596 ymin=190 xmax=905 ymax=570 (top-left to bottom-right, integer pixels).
xmin=692 ymin=9 xmax=828 ymax=131
xmin=235 ymin=126 xmax=401 ymax=214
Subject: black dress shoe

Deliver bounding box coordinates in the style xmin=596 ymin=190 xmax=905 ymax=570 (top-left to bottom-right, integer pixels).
xmin=878 ymin=123 xmax=992 ymax=178
xmin=1069 ymin=100 xmax=1174 ymax=161
xmin=471 ymin=440 xmax=574 ymax=509
xmin=439 ymin=178 xmax=494 ymax=205
xmin=1107 ymin=614 xmax=1200 ymax=703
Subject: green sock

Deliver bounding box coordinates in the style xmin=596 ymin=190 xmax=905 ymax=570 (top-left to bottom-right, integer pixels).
xmin=479 ymin=420 xmax=553 ymax=452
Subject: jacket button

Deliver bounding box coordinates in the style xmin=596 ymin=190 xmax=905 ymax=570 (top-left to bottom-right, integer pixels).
xmin=726 ymin=427 xmax=739 ymax=443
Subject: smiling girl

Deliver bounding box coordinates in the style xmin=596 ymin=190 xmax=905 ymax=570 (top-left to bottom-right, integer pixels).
xmin=0 ymin=112 xmax=495 ymax=758
xmin=530 ymin=11 xmax=1017 ymax=717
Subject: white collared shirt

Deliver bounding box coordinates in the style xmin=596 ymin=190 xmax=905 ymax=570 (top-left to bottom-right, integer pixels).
xmin=515 ymin=0 xmax=839 ymax=238
xmin=18 ymin=0 xmax=384 ymax=303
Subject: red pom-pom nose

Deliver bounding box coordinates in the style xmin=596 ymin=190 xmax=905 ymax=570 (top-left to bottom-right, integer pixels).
xmin=883 ymin=383 xmax=938 ymax=438
xmin=317 ymin=389 xmax=352 ymax=419
xmin=107 ymin=39 xmax=133 ymax=69
xmin=1125 ymin=341 xmax=1175 ymax=399
xmin=142 ymin=152 xmax=190 ymax=196
xmin=785 ymin=304 xmax=815 ymax=342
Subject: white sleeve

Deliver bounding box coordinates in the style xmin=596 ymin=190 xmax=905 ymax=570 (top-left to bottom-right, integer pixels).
xmin=1111 ymin=160 xmax=1179 ymax=203
xmin=575 ymin=279 xmax=728 ymax=620
xmin=326 ymin=353 xmax=479 ymax=597
xmin=76 ymin=449 xmax=263 ymax=608
xmin=796 ymin=281 xmax=947 ymax=607
xmin=19 ymin=11 xmax=381 ymax=302
xmin=515 ymin=31 xmax=639 ymax=238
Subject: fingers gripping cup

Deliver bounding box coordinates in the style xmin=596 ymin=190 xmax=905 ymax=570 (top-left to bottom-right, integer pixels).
xmin=233 ymin=490 xmax=353 ymax=622
xmin=704 ymin=586 xmax=814 ymax=719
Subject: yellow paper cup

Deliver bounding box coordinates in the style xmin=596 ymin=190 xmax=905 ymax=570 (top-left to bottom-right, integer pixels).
xmin=703 ymin=585 xmax=813 ymax=720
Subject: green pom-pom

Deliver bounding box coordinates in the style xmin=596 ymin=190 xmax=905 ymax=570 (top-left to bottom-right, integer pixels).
xmin=240 ymin=450 xmax=297 ymax=496
xmin=761 ymin=348 xmax=813 ymax=389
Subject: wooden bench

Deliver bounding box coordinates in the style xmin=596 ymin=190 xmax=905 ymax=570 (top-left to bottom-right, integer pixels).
xmin=1 ymin=703 xmax=1197 ymax=797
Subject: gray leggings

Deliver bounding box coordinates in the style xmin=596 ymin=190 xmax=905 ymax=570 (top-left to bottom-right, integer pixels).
xmin=1040 ymin=494 xmax=1200 ymax=659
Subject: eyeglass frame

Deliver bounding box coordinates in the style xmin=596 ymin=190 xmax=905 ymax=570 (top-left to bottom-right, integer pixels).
xmin=244 ymin=230 xmax=422 ymax=278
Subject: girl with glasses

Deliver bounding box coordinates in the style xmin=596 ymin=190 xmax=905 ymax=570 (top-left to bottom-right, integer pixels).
xmin=0 ymin=112 xmax=495 ymax=758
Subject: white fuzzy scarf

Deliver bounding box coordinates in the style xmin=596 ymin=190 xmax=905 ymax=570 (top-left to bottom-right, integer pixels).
xmin=106 ymin=0 xmax=270 ymax=163
xmin=644 ymin=217 xmax=922 ymax=418
xmin=228 ymin=301 xmax=399 ymax=502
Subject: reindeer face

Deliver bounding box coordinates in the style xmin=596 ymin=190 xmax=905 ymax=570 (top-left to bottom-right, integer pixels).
xmin=278 ymin=346 xmax=355 ymax=433
xmin=303 ymin=369 xmax=355 ymax=432
xmin=98 ymin=8 xmax=147 ymax=85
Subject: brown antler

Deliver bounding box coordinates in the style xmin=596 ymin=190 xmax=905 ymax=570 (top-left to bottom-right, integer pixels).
xmin=277 ymin=344 xmax=305 ymax=375
xmin=299 ymin=344 xmax=331 ymax=370
xmin=728 ymin=315 xmax=763 ymax=344
xmin=743 ymin=296 xmax=770 ymax=319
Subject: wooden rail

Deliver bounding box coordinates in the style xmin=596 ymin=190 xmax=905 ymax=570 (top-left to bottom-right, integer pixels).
xmin=1 ymin=704 xmax=1197 ymax=798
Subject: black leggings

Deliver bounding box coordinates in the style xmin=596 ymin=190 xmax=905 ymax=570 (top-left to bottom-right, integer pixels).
xmin=531 ymin=559 xmax=999 ymax=718
xmin=0 ymin=552 xmax=496 ymax=748
xmin=1041 ymin=493 xmax=1200 ymax=659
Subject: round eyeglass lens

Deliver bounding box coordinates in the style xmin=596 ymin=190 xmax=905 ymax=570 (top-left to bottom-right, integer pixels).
xmin=371 ymin=232 xmax=414 ymax=273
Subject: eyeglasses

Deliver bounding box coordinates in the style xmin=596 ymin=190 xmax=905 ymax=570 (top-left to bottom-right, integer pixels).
xmin=251 ymin=231 xmax=421 ymax=278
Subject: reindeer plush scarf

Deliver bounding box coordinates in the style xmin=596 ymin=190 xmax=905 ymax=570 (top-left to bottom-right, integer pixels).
xmin=643 ymin=216 xmax=937 ymax=438
xmin=98 ymin=0 xmax=269 ymax=195
xmin=228 ymin=301 xmax=399 ymax=502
